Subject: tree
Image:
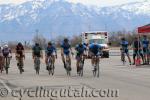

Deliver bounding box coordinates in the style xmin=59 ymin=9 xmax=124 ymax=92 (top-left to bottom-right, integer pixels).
xmin=32 ymin=33 xmax=47 ymax=49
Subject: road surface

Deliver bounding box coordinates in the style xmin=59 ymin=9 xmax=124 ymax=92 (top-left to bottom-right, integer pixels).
xmin=0 ymin=51 xmax=150 ymax=100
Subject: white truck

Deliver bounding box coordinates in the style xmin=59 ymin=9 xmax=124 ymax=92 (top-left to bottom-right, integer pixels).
xmin=82 ymin=31 xmax=109 ymax=58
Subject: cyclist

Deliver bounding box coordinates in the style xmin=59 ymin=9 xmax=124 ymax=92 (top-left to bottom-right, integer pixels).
xmin=32 ymin=43 xmax=43 ymax=69
xmin=89 ymin=41 xmax=102 ymax=71
xmin=142 ymin=35 xmax=149 ymax=64
xmin=45 ymin=42 xmax=57 ymax=70
xmin=61 ymin=38 xmax=73 ymax=70
xmin=75 ymin=43 xmax=87 ymax=74
xmin=2 ymin=45 xmax=12 ymax=70
xmin=132 ymin=37 xmax=144 ymax=65
xmin=15 ymin=43 xmax=25 ymax=72
xmin=120 ymin=38 xmax=132 ymax=65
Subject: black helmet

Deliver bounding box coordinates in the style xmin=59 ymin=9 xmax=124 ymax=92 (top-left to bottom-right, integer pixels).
xmin=35 ymin=43 xmax=39 ymax=46
xmin=121 ymin=37 xmax=125 ymax=41
xmin=143 ymin=35 xmax=147 ymax=38
xmin=64 ymin=38 xmax=68 ymax=43
xmin=79 ymin=43 xmax=83 ymax=47
xmin=48 ymin=42 xmax=52 ymax=46
xmin=18 ymin=42 xmax=22 ymax=46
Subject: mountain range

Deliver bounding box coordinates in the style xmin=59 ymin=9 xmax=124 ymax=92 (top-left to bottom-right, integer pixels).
xmin=0 ymin=0 xmax=150 ymax=41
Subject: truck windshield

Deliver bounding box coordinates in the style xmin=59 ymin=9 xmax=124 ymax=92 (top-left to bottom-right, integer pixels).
xmin=89 ymin=39 xmax=105 ymax=44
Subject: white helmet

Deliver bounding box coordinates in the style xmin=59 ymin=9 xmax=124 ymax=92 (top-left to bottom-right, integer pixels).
xmin=3 ymin=45 xmax=8 ymax=48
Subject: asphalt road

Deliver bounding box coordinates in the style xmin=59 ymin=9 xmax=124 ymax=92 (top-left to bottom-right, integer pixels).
xmin=0 ymin=50 xmax=150 ymax=100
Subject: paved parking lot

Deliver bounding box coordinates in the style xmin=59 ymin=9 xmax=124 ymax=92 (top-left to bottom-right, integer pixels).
xmin=0 ymin=50 xmax=150 ymax=100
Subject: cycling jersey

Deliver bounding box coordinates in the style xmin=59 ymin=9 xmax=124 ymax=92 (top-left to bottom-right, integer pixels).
xmin=16 ymin=45 xmax=24 ymax=57
xmin=89 ymin=43 xmax=101 ymax=55
xmin=61 ymin=42 xmax=71 ymax=55
xmin=142 ymin=39 xmax=149 ymax=48
xmin=2 ymin=48 xmax=11 ymax=57
xmin=120 ymin=41 xmax=129 ymax=53
xmin=0 ymin=47 xmax=3 ymax=57
xmin=133 ymin=40 xmax=143 ymax=54
xmin=45 ymin=46 xmax=56 ymax=56
xmin=75 ymin=44 xmax=86 ymax=55
xmin=32 ymin=46 xmax=42 ymax=57
xmin=142 ymin=39 xmax=149 ymax=54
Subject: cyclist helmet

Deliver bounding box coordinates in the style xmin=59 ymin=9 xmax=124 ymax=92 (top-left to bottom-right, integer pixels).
xmin=18 ymin=42 xmax=22 ymax=47
xmin=3 ymin=44 xmax=8 ymax=49
xmin=64 ymin=38 xmax=69 ymax=43
xmin=143 ymin=35 xmax=147 ymax=39
xmin=121 ymin=37 xmax=125 ymax=41
xmin=79 ymin=43 xmax=83 ymax=48
xmin=35 ymin=43 xmax=39 ymax=46
xmin=48 ymin=42 xmax=52 ymax=46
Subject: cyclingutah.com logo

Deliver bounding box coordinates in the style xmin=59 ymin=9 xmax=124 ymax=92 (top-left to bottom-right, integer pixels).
xmin=0 ymin=83 xmax=119 ymax=100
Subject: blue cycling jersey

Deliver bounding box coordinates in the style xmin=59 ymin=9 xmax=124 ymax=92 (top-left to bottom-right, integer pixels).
xmin=61 ymin=42 xmax=71 ymax=50
xmin=45 ymin=46 xmax=56 ymax=55
xmin=75 ymin=44 xmax=86 ymax=54
xmin=120 ymin=41 xmax=128 ymax=49
xmin=61 ymin=42 xmax=71 ymax=55
xmin=89 ymin=43 xmax=101 ymax=55
xmin=142 ymin=39 xmax=149 ymax=48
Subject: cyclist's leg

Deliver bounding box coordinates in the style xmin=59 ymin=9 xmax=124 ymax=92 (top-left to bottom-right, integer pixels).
xmin=45 ymin=55 xmax=48 ymax=66
xmin=133 ymin=50 xmax=137 ymax=65
xmin=52 ymin=55 xmax=55 ymax=67
xmin=0 ymin=56 xmax=3 ymax=71
xmin=139 ymin=50 xmax=144 ymax=64
xmin=61 ymin=52 xmax=66 ymax=68
xmin=125 ymin=49 xmax=131 ymax=65
xmin=20 ymin=57 xmax=24 ymax=72
xmin=143 ymin=48 xmax=146 ymax=64
xmin=76 ymin=54 xmax=80 ymax=73
xmin=126 ymin=53 xmax=131 ymax=65
xmin=121 ymin=50 xmax=124 ymax=61
xmin=148 ymin=50 xmax=150 ymax=64
xmin=68 ymin=53 xmax=71 ymax=66
xmin=146 ymin=48 xmax=149 ymax=64
xmin=67 ymin=54 xmax=71 ymax=66
xmin=91 ymin=53 xmax=95 ymax=67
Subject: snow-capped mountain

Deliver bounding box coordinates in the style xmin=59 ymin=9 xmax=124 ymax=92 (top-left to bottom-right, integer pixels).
xmin=0 ymin=0 xmax=150 ymax=40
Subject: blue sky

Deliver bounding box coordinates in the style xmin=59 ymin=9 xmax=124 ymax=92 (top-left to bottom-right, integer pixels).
xmin=0 ymin=0 xmax=145 ymax=7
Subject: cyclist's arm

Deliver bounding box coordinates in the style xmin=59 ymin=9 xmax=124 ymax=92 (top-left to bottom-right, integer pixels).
xmin=61 ymin=47 xmax=64 ymax=55
xmin=70 ymin=47 xmax=74 ymax=55
xmin=15 ymin=48 xmax=18 ymax=58
xmin=40 ymin=50 xmax=43 ymax=58
xmin=54 ymin=47 xmax=57 ymax=55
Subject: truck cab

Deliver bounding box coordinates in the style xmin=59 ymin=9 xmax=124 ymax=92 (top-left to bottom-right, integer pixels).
xmin=82 ymin=31 xmax=109 ymax=58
